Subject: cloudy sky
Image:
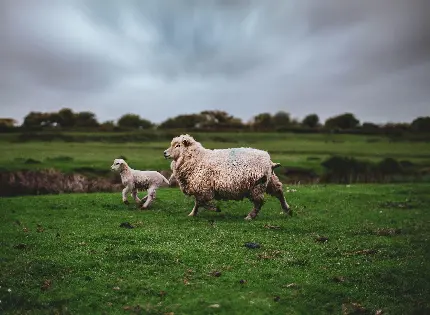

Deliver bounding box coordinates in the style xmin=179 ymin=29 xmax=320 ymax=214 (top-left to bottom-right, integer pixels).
xmin=1 ymin=0 xmax=429 ymax=125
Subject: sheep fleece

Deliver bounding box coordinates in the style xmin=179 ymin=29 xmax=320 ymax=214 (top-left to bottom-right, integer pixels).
xmin=170 ymin=136 xmax=274 ymax=200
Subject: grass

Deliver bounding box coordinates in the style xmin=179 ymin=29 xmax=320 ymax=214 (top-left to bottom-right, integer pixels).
xmin=1 ymin=184 xmax=430 ymax=314
xmin=0 ymin=132 xmax=429 ymax=176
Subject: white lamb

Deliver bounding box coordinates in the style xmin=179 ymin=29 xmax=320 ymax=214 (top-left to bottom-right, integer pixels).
xmin=163 ymin=134 xmax=292 ymax=220
xmin=110 ymin=158 xmax=169 ymax=209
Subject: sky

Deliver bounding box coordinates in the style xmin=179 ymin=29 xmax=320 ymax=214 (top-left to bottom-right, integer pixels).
xmin=1 ymin=0 xmax=430 ymax=125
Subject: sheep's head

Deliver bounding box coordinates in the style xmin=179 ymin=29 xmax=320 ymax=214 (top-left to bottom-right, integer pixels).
xmin=163 ymin=134 xmax=196 ymax=161
xmin=111 ymin=158 xmax=127 ymax=171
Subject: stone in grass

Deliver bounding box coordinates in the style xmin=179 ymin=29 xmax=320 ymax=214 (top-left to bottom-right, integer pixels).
xmin=315 ymin=236 xmax=329 ymax=243
xmin=119 ymin=222 xmax=134 ymax=229
xmin=244 ymin=242 xmax=260 ymax=249
xmin=209 ymin=271 xmax=222 ymax=277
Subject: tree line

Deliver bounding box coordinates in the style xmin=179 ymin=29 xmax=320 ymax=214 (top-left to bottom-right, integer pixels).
xmin=0 ymin=108 xmax=429 ymax=134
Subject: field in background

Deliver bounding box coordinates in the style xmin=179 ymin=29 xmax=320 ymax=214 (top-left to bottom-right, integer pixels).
xmin=1 ymin=184 xmax=430 ymax=314
xmin=0 ymin=131 xmax=429 ymax=182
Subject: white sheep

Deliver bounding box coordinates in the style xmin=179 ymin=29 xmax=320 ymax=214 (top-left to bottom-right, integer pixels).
xmin=163 ymin=134 xmax=292 ymax=220
xmin=110 ymin=158 xmax=169 ymax=209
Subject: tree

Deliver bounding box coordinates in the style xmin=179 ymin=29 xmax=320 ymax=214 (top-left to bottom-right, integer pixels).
xmin=252 ymin=113 xmax=273 ymax=131
xmin=272 ymin=111 xmax=291 ymax=129
xmin=56 ymin=108 xmax=76 ymax=128
xmin=158 ymin=114 xmax=203 ymax=129
xmin=117 ymin=114 xmax=152 ymax=129
xmin=0 ymin=118 xmax=17 ymax=127
xmin=324 ymin=113 xmax=360 ymax=130
xmin=302 ymin=114 xmax=320 ymax=128
xmin=411 ymin=116 xmax=430 ymax=133
xmin=361 ymin=122 xmax=380 ymax=133
xmin=22 ymin=112 xmax=52 ymax=128
xmin=75 ymin=111 xmax=99 ymax=127
xmin=0 ymin=118 xmax=17 ymax=132
xmin=199 ymin=110 xmax=244 ymax=130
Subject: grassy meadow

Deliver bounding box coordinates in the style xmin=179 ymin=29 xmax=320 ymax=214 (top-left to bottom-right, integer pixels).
xmin=1 ymin=184 xmax=430 ymax=314
xmin=1 ymin=131 xmax=429 ymax=176
xmin=0 ymin=131 xmax=430 ymax=314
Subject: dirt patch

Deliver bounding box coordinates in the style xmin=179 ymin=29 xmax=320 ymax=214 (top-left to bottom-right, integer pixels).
xmin=0 ymin=169 xmax=122 ymax=197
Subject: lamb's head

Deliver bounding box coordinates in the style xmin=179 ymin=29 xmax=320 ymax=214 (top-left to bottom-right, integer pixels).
xmin=111 ymin=158 xmax=128 ymax=172
xmin=163 ymin=134 xmax=198 ymax=161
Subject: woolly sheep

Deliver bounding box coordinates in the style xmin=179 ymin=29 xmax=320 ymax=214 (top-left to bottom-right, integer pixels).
xmin=163 ymin=134 xmax=292 ymax=220
xmin=110 ymin=158 xmax=169 ymax=209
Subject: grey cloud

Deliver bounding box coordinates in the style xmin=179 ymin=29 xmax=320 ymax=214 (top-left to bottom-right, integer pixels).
xmin=0 ymin=0 xmax=429 ymax=124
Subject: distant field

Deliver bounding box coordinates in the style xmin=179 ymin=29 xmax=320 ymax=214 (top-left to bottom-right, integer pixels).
xmin=1 ymin=184 xmax=429 ymax=314
xmin=0 ymin=132 xmax=429 ymax=177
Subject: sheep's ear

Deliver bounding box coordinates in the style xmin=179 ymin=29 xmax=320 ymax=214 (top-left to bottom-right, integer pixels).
xmin=182 ymin=138 xmax=190 ymax=147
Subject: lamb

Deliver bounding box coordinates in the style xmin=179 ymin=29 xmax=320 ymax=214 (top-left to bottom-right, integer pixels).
xmin=163 ymin=134 xmax=292 ymax=220
xmin=110 ymin=158 xmax=169 ymax=209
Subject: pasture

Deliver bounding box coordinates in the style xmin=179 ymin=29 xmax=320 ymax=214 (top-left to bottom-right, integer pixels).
xmin=1 ymin=184 xmax=430 ymax=314
xmin=1 ymin=131 xmax=429 ymax=178
xmin=0 ymin=131 xmax=430 ymax=314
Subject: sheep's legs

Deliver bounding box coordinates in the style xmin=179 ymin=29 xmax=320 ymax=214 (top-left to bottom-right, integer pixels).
xmin=131 ymin=189 xmax=141 ymax=204
xmin=266 ymin=174 xmax=292 ymax=216
xmin=188 ymin=200 xmax=201 ymax=217
xmin=141 ymin=187 xmax=156 ymax=209
xmin=122 ymin=186 xmax=131 ymax=205
xmin=245 ymin=197 xmax=264 ymax=220
xmin=204 ymin=202 xmax=221 ymax=212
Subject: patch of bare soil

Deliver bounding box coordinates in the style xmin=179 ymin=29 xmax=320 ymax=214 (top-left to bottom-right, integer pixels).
xmin=0 ymin=169 xmax=123 ymax=197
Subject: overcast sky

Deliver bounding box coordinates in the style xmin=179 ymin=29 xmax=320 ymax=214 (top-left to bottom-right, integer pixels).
xmin=1 ymin=0 xmax=429 ymax=125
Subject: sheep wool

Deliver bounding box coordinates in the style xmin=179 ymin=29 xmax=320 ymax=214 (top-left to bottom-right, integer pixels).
xmin=163 ymin=134 xmax=292 ymax=220
xmin=110 ymin=159 xmax=169 ymax=209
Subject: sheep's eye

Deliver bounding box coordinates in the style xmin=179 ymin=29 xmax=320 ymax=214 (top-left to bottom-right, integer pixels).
xmin=115 ymin=162 xmax=119 ymax=165
xmin=175 ymin=144 xmax=180 ymax=148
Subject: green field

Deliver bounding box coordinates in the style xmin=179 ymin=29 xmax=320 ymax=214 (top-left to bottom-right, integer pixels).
xmin=1 ymin=132 xmax=429 ymax=177
xmin=1 ymin=184 xmax=430 ymax=314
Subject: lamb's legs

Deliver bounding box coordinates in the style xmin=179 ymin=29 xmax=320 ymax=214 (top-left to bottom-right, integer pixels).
xmin=122 ymin=186 xmax=131 ymax=205
xmin=141 ymin=187 xmax=156 ymax=209
xmin=266 ymin=174 xmax=292 ymax=216
xmin=131 ymin=189 xmax=141 ymax=204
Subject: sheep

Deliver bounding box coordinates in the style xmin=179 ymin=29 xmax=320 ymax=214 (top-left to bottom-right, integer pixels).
xmin=163 ymin=134 xmax=292 ymax=220
xmin=110 ymin=158 xmax=169 ymax=209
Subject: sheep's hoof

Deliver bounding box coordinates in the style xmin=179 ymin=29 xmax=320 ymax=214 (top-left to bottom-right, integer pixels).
xmin=244 ymin=215 xmax=253 ymax=221
xmin=188 ymin=212 xmax=197 ymax=217
xmin=123 ymin=200 xmax=129 ymax=205
xmin=284 ymin=208 xmax=293 ymax=216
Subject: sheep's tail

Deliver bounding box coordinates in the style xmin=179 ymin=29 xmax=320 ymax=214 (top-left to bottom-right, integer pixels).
xmin=271 ymin=162 xmax=281 ymax=174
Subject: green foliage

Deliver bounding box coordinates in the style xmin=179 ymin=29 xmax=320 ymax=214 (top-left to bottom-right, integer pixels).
xmin=325 ymin=113 xmax=360 ymax=130
xmin=302 ymin=114 xmax=320 ymax=128
xmin=56 ymin=108 xmax=76 ymax=128
xmin=75 ymin=111 xmax=99 ymax=127
xmin=1 ymin=184 xmax=430 ymax=314
xmin=159 ymin=114 xmax=203 ymax=129
xmin=117 ymin=114 xmax=152 ymax=129
xmin=253 ymin=113 xmax=273 ymax=131
xmin=411 ymin=116 xmax=430 ymax=133
xmin=272 ymin=111 xmax=291 ymax=129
